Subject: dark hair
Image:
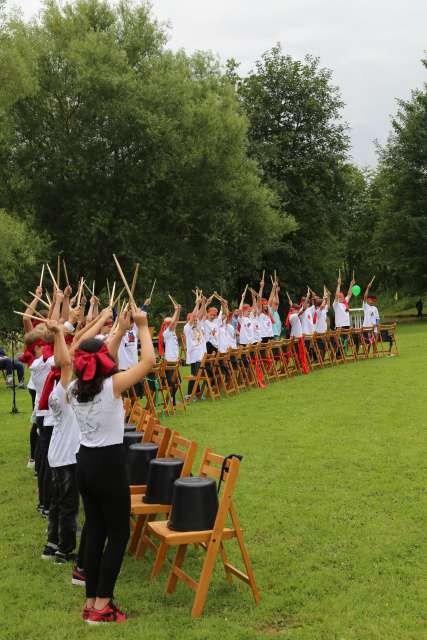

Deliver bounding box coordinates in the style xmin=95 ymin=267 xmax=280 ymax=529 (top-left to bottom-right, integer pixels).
xmin=73 ymin=338 xmax=118 ymax=403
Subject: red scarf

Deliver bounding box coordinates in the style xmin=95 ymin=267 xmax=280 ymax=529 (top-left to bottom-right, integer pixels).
xmin=19 ymin=339 xmax=45 ymax=367
xmin=38 ymin=366 xmax=61 ymax=410
xmin=157 ymin=321 xmax=170 ymax=357
xmin=74 ymin=344 xmax=116 ymax=381
xmin=297 ymin=337 xmax=310 ymax=375
xmin=42 ymin=343 xmax=54 ymax=362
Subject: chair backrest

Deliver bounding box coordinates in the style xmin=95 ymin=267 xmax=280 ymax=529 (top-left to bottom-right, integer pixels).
xmin=123 ymin=397 xmax=132 ymax=418
xmin=198 ymin=449 xmax=241 ymax=534
xmin=143 ymin=419 xmax=171 ymax=457
xmin=165 ymin=431 xmax=198 ymax=477
xmin=128 ymin=401 xmax=143 ymax=425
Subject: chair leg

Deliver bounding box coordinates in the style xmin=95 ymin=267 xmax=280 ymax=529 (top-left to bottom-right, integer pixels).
xmin=128 ymin=515 xmax=145 ymax=556
xmin=191 ymin=540 xmax=219 ymax=618
xmin=219 ymin=542 xmax=233 ymax=584
xmin=151 ymin=541 xmax=169 ymax=579
xmin=134 ymin=514 xmax=152 ymax=559
xmin=167 ymin=544 xmax=188 ymax=593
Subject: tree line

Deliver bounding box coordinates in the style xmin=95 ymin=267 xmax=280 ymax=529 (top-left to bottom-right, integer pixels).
xmin=0 ymin=0 xmax=425 ymax=329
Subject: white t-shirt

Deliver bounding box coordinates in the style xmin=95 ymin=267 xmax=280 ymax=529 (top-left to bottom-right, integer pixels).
xmin=218 ymin=322 xmax=237 ymax=353
xmin=69 ymin=376 xmax=125 ymax=448
xmin=204 ymin=318 xmax=220 ymax=348
xmin=27 ymin=374 xmax=36 ymax=391
xmin=184 ymin=322 xmax=206 ymax=364
xmin=163 ymin=328 xmax=179 ymax=362
xmin=315 ymin=307 xmax=329 ymax=334
xmin=48 ymin=382 xmax=80 ymax=467
xmin=251 ymin=313 xmax=261 ymax=343
xmin=30 ymin=355 xmax=55 ymax=418
xmin=289 ymin=313 xmax=303 ymax=338
xmin=333 ymin=299 xmax=350 ymax=328
xmin=259 ymin=312 xmax=274 ymax=338
xmin=363 ymin=302 xmax=380 ymax=328
xmin=118 ymin=324 xmax=139 ymax=370
xmin=238 ymin=316 xmax=253 ymax=345
xmin=301 ymin=305 xmax=316 ymax=335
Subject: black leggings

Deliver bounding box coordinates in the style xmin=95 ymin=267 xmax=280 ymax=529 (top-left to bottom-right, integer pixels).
xmin=77 ymin=444 xmax=130 ymax=599
xmin=36 ymin=421 xmax=53 ymax=509
xmin=47 ymin=463 xmax=79 ymax=554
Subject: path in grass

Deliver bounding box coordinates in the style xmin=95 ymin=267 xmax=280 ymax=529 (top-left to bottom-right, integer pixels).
xmin=0 ymin=323 xmax=426 ymax=639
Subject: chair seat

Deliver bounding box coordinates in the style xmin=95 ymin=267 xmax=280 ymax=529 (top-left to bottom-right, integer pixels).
xmin=133 ymin=503 xmax=171 ymax=515
xmin=148 ymin=520 xmax=237 ymax=544
xmin=130 ymin=484 xmax=147 ymax=495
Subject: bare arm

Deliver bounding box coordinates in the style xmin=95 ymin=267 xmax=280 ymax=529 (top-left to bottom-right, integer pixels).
xmin=169 ymin=305 xmax=181 ymax=331
xmin=47 ymin=321 xmax=73 ymax=387
xmin=112 ymin=307 xmax=156 ymax=396
xmin=70 ymin=308 xmax=112 ymax=354
xmin=364 ymin=275 xmax=375 ymax=302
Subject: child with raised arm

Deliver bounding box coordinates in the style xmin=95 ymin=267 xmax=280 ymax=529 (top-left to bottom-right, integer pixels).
xmin=69 ymin=304 xmax=155 ymax=624
xmin=158 ymin=302 xmax=182 ymax=405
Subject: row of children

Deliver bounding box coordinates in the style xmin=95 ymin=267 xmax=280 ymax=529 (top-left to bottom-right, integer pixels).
xmin=17 ymin=264 xmax=382 ymax=624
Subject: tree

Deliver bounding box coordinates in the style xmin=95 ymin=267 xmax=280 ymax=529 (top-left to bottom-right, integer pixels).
xmin=0 ymin=0 xmax=293 ymax=308
xmin=234 ymin=45 xmax=350 ymax=293
xmin=0 ymin=209 xmax=50 ymax=330
xmin=370 ymin=57 xmax=427 ymax=293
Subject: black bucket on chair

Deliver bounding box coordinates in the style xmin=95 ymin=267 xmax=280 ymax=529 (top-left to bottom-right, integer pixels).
xmin=168 ymin=477 xmax=218 ymax=531
xmin=123 ymin=431 xmax=143 ymax=450
xmin=127 ymin=443 xmax=159 ymax=485
xmin=124 ymin=424 xmax=137 ymax=433
xmin=143 ymin=458 xmax=184 ymax=505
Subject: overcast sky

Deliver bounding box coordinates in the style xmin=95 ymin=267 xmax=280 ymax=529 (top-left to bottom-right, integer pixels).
xmin=6 ymin=0 xmax=427 ymax=166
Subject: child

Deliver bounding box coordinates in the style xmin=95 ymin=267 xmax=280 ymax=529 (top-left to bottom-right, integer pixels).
xmin=69 ymin=304 xmax=155 ymax=624
xmin=183 ymin=295 xmax=206 ymax=400
xmin=158 ymin=303 xmax=182 ymax=405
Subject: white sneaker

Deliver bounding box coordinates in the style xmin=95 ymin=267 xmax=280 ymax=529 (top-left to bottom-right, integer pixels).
xmin=184 ymin=395 xmax=191 ymax=401
xmin=27 ymin=459 xmax=35 ymax=469
xmin=6 ymin=375 xmax=13 ymax=386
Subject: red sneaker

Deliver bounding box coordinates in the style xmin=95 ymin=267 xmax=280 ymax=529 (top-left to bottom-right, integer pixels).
xmin=72 ymin=566 xmax=86 ymax=586
xmin=85 ymin=601 xmax=126 ymax=625
xmin=82 ymin=607 xmax=92 ymax=621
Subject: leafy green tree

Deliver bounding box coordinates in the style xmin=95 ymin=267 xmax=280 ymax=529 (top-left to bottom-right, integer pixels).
xmin=370 ymin=57 xmax=427 ymax=293
xmin=0 ymin=0 xmax=293 ymax=308
xmin=234 ymin=45 xmax=350 ymax=293
xmin=0 ymin=209 xmax=50 ymax=330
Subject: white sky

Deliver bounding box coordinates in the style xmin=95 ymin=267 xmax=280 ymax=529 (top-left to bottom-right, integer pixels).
xmin=6 ymin=0 xmax=427 ymax=166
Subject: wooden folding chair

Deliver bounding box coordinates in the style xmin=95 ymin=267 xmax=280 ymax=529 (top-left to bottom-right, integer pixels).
xmin=127 ymin=401 xmax=144 ymax=427
xmin=229 ymin=347 xmax=249 ymax=391
xmin=123 ymin=397 xmax=133 ymax=419
xmin=271 ymin=340 xmax=288 ymax=379
xmin=163 ymin=360 xmax=187 ymax=411
xmin=128 ymin=432 xmax=198 ymax=558
xmin=148 ymin=451 xmax=260 ymax=617
xmin=258 ymin=341 xmax=278 ymax=382
xmin=377 ymin=323 xmax=399 ymax=357
xmin=303 ymin=335 xmax=323 ymax=369
xmin=282 ymin=338 xmax=302 ymax=376
xmin=213 ymin=352 xmax=238 ymax=397
xmin=188 ymin=353 xmax=221 ymax=402
xmin=339 ymin=328 xmax=358 ymax=362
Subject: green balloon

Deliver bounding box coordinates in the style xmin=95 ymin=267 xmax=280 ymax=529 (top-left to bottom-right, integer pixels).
xmin=352 ymin=284 xmax=361 ymax=296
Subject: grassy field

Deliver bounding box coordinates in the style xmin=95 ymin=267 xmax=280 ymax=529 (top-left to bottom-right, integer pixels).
xmin=0 ymin=322 xmax=426 ymax=639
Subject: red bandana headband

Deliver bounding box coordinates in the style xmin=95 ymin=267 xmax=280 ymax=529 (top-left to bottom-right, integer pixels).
xmin=19 ymin=338 xmax=45 ymax=367
xmin=74 ymin=344 xmax=116 ymax=381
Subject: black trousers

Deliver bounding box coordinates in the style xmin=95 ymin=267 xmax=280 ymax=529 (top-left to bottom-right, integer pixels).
xmin=165 ymin=368 xmax=178 ymax=405
xmin=47 ymin=463 xmax=79 ymax=554
xmin=77 ymin=444 xmax=130 ymax=599
xmin=35 ymin=421 xmax=53 ymax=509
xmin=188 ymin=361 xmax=200 ymax=396
xmin=206 ymin=341 xmax=218 ymax=354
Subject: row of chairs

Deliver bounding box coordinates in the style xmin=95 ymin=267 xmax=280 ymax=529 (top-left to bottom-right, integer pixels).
xmin=178 ymin=324 xmax=399 ymax=402
xmin=122 ymin=400 xmax=260 ymax=618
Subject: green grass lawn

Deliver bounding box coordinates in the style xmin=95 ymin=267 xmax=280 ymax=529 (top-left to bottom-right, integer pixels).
xmin=0 ymin=323 xmax=426 ymax=639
